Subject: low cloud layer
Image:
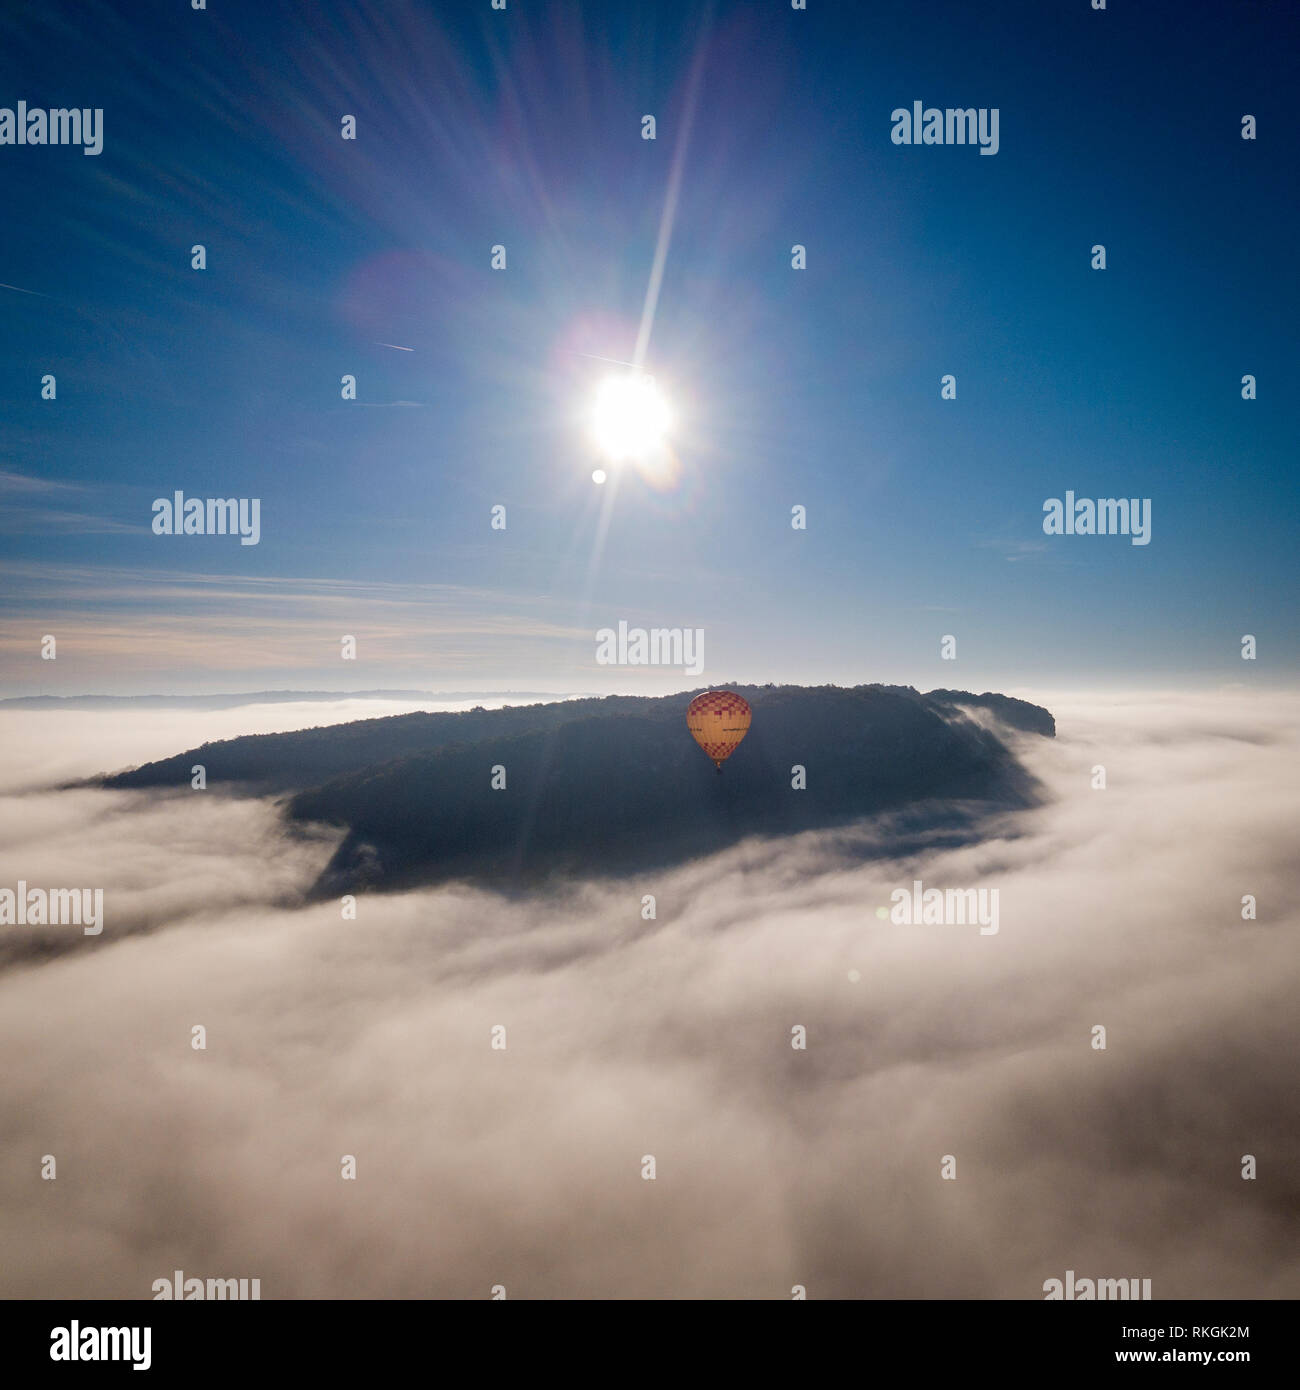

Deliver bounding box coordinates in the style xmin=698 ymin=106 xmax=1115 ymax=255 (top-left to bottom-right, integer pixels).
xmin=0 ymin=690 xmax=1296 ymax=1298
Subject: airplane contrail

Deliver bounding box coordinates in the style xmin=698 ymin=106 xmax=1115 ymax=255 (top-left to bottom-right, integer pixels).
xmin=570 ymin=351 xmax=643 ymax=369
xmin=376 ymin=342 xmax=414 ymax=351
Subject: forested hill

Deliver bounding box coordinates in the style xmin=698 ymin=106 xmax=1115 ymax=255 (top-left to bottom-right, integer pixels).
xmin=100 ymin=684 xmax=1052 ymax=795
xmin=100 ymin=684 xmax=1055 ymax=893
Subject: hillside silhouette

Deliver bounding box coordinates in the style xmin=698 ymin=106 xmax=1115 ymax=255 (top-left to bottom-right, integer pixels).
xmin=103 ymin=684 xmax=1054 ymax=893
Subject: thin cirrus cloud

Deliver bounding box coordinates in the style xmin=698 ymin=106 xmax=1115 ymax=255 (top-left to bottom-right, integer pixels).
xmin=0 ymin=470 xmax=145 ymax=536
xmin=0 ymin=561 xmax=591 ymax=680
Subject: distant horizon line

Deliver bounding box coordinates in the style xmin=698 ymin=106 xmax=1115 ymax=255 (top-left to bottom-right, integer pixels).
xmin=0 ymin=681 xmax=984 ymax=708
xmin=0 ymin=688 xmax=591 ymax=707
xmin=1 ymin=679 xmax=1292 ymax=709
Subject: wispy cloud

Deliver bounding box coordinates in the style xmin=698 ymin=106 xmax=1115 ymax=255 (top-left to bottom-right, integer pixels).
xmin=0 ymin=562 xmax=590 ymax=685
xmin=0 ymin=471 xmax=142 ymax=534
xmin=0 ymin=469 xmax=82 ymax=495
xmin=977 ymin=537 xmax=1051 ymax=562
xmin=0 ymin=508 xmax=145 ymax=536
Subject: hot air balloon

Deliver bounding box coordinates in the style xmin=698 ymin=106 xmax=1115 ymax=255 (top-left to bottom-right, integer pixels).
xmin=686 ymin=690 xmax=752 ymax=772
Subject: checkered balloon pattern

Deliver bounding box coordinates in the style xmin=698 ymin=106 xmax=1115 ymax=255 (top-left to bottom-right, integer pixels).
xmin=686 ymin=690 xmax=752 ymax=767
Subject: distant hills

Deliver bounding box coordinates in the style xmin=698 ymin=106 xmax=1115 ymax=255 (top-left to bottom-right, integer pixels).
xmin=0 ymin=689 xmax=569 ymax=710
xmin=100 ymin=685 xmax=1054 ymax=894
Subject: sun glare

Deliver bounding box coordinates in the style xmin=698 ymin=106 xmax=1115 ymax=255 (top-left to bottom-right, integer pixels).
xmin=589 ymin=373 xmax=672 ymax=462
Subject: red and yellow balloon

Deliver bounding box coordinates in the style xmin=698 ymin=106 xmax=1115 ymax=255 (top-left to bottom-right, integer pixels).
xmin=686 ymin=690 xmax=752 ymax=772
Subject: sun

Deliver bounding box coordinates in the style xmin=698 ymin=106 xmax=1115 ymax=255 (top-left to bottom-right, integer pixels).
xmin=589 ymin=373 xmax=672 ymax=463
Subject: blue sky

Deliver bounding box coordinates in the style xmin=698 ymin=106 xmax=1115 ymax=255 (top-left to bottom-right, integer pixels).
xmin=1 ymin=0 xmax=1295 ymax=695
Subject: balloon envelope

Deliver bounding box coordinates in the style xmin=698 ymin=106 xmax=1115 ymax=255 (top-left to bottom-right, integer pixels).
xmin=686 ymin=690 xmax=752 ymax=770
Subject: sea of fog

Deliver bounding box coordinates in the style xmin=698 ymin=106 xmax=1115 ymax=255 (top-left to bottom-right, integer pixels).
xmin=0 ymin=690 xmax=1296 ymax=1298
